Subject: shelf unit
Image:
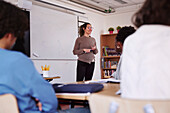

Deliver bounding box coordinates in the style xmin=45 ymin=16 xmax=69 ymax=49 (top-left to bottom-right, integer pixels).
xmin=100 ymin=34 xmax=120 ymax=79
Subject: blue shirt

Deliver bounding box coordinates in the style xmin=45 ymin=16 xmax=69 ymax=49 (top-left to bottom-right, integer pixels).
xmin=0 ymin=49 xmax=58 ymax=113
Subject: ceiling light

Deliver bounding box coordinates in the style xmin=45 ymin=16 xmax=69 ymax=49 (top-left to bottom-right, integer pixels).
xmin=68 ymin=0 xmax=115 ymax=13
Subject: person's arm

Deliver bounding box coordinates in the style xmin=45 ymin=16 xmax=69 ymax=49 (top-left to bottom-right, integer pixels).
xmin=14 ymin=56 xmax=58 ymax=113
xmin=73 ymin=38 xmax=85 ymax=55
xmin=29 ymin=72 xmax=58 ymax=113
xmin=92 ymin=40 xmax=98 ymax=54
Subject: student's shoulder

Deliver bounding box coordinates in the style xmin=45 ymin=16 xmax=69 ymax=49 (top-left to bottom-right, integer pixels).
xmin=10 ymin=50 xmax=27 ymax=57
xmin=7 ymin=50 xmax=30 ymax=62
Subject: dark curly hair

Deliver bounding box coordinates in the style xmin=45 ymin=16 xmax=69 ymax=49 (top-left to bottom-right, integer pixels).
xmin=116 ymin=26 xmax=136 ymax=45
xmin=132 ymin=0 xmax=170 ymax=28
xmin=0 ymin=0 xmax=28 ymax=39
xmin=79 ymin=22 xmax=91 ymax=37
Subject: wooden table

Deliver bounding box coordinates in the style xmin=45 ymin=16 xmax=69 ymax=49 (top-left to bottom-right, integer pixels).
xmin=44 ymin=76 xmax=60 ymax=82
xmin=44 ymin=76 xmax=60 ymax=80
xmin=93 ymin=83 xmax=120 ymax=97
xmin=55 ymin=82 xmax=120 ymax=108
xmin=55 ymin=83 xmax=120 ymax=100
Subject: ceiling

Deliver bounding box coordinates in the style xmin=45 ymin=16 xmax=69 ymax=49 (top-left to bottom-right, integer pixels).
xmin=64 ymin=0 xmax=145 ymax=13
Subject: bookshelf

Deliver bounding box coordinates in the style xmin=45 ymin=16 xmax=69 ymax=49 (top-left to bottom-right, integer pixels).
xmin=100 ymin=34 xmax=120 ymax=79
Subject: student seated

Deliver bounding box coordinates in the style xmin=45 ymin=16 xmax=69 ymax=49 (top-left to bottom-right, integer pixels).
xmin=121 ymin=0 xmax=170 ymax=99
xmin=111 ymin=26 xmax=136 ymax=80
xmin=0 ymin=1 xmax=90 ymax=113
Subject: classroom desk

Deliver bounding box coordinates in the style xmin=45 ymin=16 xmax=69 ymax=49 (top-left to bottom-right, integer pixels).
xmin=44 ymin=76 xmax=60 ymax=82
xmin=55 ymin=82 xmax=120 ymax=109
xmin=44 ymin=76 xmax=60 ymax=80
xmin=55 ymin=83 xmax=120 ymax=100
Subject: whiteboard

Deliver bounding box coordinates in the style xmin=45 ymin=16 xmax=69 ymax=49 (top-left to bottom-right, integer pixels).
xmin=30 ymin=5 xmax=77 ymax=59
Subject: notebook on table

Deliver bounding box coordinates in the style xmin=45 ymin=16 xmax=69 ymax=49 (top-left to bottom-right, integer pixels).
xmin=53 ymin=83 xmax=104 ymax=93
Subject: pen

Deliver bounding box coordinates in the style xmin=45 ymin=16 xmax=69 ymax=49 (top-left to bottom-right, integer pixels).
xmin=45 ymin=65 xmax=47 ymax=71
xmin=47 ymin=65 xmax=50 ymax=71
xmin=41 ymin=66 xmax=44 ymax=71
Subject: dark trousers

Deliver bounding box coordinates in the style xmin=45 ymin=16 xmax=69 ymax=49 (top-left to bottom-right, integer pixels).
xmin=76 ymin=60 xmax=95 ymax=82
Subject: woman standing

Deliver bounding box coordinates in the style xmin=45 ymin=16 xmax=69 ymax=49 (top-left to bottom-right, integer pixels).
xmin=73 ymin=23 xmax=98 ymax=81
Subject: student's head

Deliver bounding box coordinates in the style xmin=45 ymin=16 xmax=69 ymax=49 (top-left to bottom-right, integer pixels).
xmin=0 ymin=0 xmax=28 ymax=49
xmin=132 ymin=0 xmax=170 ymax=28
xmin=115 ymin=26 xmax=136 ymax=53
xmin=79 ymin=23 xmax=92 ymax=37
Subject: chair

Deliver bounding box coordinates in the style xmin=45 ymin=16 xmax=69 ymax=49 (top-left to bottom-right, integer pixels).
xmin=89 ymin=94 xmax=170 ymax=113
xmin=109 ymin=97 xmax=170 ymax=113
xmin=0 ymin=94 xmax=19 ymax=113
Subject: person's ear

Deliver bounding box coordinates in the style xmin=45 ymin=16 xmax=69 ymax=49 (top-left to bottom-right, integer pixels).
xmin=5 ymin=33 xmax=16 ymax=44
xmin=4 ymin=33 xmax=13 ymax=39
xmin=120 ymin=43 xmax=123 ymax=47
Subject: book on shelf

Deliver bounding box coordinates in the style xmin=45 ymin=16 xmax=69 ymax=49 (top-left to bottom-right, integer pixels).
xmin=102 ymin=46 xmax=119 ymax=56
xmin=101 ymin=58 xmax=104 ymax=68
xmin=102 ymin=60 xmax=117 ymax=69
xmin=102 ymin=46 xmax=108 ymax=56
xmin=111 ymin=61 xmax=117 ymax=68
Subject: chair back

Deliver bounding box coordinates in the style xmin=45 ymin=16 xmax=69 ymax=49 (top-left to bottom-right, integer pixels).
xmin=0 ymin=94 xmax=19 ymax=113
xmin=109 ymin=97 xmax=170 ymax=113
xmin=89 ymin=94 xmax=170 ymax=113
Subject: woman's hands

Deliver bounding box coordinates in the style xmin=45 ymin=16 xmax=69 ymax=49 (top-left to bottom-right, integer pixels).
xmin=91 ymin=46 xmax=96 ymax=50
xmin=83 ymin=49 xmax=91 ymax=53
xmin=83 ymin=46 xmax=96 ymax=53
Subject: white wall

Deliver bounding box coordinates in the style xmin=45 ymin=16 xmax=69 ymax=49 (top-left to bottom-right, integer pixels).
xmin=30 ymin=4 xmax=78 ymax=59
xmin=103 ymin=4 xmax=142 ymax=33
xmin=104 ymin=11 xmax=136 ymax=34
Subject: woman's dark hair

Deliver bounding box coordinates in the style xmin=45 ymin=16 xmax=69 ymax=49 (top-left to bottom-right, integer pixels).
xmin=79 ymin=22 xmax=91 ymax=37
xmin=0 ymin=0 xmax=28 ymax=39
xmin=132 ymin=0 xmax=170 ymax=28
xmin=116 ymin=26 xmax=136 ymax=45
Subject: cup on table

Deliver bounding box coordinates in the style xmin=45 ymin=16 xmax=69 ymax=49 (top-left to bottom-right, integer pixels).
xmin=41 ymin=65 xmax=50 ymax=77
xmin=42 ymin=70 xmax=49 ymax=77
